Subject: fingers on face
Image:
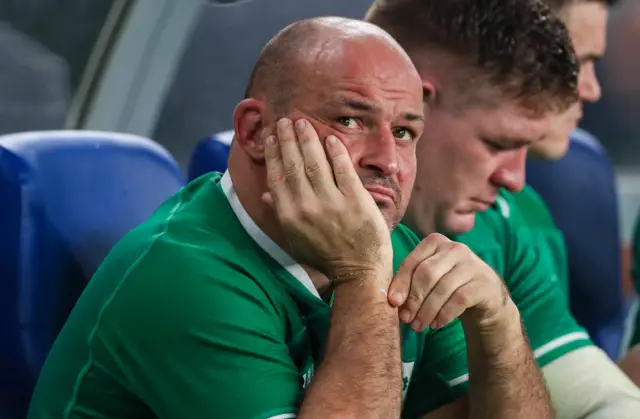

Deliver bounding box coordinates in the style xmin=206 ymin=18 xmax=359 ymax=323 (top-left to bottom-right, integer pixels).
xmin=294 ymin=119 xmax=335 ymax=197
xmin=276 ymin=118 xmax=311 ymax=197
xmin=324 ymin=134 xmax=368 ymax=199
xmin=264 ymin=133 xmax=291 ymax=215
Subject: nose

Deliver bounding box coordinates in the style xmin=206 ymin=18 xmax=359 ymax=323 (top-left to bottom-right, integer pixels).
xmin=578 ymin=62 xmax=602 ymax=103
xmin=490 ymin=148 xmax=526 ymax=193
xmin=358 ymin=128 xmax=400 ymax=176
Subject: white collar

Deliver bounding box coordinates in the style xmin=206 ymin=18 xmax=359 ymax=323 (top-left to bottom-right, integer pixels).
xmin=220 ymin=170 xmax=320 ymax=299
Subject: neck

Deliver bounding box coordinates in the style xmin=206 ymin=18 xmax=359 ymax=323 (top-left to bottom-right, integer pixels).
xmin=228 ymin=145 xmax=331 ymax=293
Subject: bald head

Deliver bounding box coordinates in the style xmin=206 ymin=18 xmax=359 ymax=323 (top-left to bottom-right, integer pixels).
xmin=244 ymin=17 xmax=418 ymax=115
xmin=232 ymin=17 xmax=425 ymax=234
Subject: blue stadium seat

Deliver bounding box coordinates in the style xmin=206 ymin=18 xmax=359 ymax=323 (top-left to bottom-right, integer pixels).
xmin=188 ymin=129 xmax=233 ymax=181
xmin=527 ymin=128 xmax=626 ymax=359
xmin=0 ymin=130 xmax=185 ymax=419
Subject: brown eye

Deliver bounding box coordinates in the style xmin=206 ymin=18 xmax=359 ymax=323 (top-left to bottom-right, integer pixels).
xmin=394 ymin=127 xmax=415 ymax=142
xmin=336 ymin=117 xmax=358 ymax=128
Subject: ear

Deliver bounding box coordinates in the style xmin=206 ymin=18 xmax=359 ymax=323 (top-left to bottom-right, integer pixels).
xmin=422 ymin=79 xmax=437 ymax=104
xmin=233 ymin=98 xmax=270 ymax=162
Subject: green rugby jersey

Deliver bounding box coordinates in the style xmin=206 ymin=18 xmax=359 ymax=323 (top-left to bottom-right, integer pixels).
xmin=452 ymin=188 xmax=592 ymax=371
xmin=510 ymin=185 xmax=570 ymax=300
xmin=28 ymin=172 xmax=469 ymax=419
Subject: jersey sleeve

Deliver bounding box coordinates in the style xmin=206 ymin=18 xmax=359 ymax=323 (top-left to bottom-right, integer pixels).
xmin=96 ymin=239 xmax=301 ymax=419
xmin=501 ymin=192 xmax=593 ymax=367
xmin=401 ymin=319 xmax=470 ymax=419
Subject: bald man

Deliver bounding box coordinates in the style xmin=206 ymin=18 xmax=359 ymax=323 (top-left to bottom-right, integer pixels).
xmin=28 ymin=18 xmax=550 ymax=419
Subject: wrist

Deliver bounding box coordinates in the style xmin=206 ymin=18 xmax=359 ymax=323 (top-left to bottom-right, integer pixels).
xmin=332 ymin=269 xmax=394 ymax=302
xmin=462 ymin=299 xmax=521 ymax=332
xmin=329 ymin=253 xmax=393 ymax=289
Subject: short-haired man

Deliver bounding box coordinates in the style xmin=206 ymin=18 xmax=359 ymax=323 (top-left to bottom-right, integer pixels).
xmin=513 ymin=0 xmax=621 ymax=346
xmin=366 ymin=0 xmax=640 ymax=418
xmin=28 ymin=17 xmax=552 ymax=419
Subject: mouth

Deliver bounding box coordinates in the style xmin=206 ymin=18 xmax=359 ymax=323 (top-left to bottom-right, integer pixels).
xmin=365 ymin=185 xmax=397 ymax=206
xmin=469 ymin=197 xmax=495 ymax=211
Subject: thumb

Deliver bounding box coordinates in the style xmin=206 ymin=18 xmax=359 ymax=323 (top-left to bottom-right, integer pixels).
xmin=388 ymin=268 xmax=411 ymax=307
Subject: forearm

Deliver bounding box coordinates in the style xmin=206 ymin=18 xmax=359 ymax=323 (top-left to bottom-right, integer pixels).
xmin=299 ymin=277 xmax=402 ymax=419
xmin=463 ymin=302 xmax=553 ymax=419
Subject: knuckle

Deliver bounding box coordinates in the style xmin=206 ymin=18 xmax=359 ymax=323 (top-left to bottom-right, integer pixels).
xmin=405 ymin=289 xmax=424 ymax=309
xmin=299 ymin=202 xmax=319 ymax=220
xmin=415 ymin=258 xmax=433 ymax=275
xmin=267 ymin=174 xmax=285 ymax=190
xmin=452 ymin=288 xmax=472 ymax=307
xmin=282 ymin=161 xmax=301 ymax=177
xmin=407 ymin=252 xmax=423 ymax=267
xmin=304 ymin=161 xmax=322 ymax=177
xmin=431 ymin=284 xmax=448 ymax=299
xmin=414 ymin=261 xmax=437 ymax=284
xmin=278 ymin=209 xmax=297 ymax=227
xmin=448 ymin=241 xmax=469 ymax=253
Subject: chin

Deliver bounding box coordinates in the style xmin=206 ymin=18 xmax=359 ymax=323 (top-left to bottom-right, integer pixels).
xmin=441 ymin=212 xmax=477 ymax=236
xmin=378 ymin=205 xmax=402 ymax=232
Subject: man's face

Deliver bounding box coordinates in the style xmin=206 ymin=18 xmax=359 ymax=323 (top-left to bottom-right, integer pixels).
xmin=530 ymin=1 xmax=609 ymax=159
xmin=280 ymin=38 xmax=425 ymax=230
xmin=404 ymin=101 xmax=550 ymax=237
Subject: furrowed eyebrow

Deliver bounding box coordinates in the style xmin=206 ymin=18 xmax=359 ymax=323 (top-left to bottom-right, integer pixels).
xmin=328 ymin=97 xmax=378 ymax=113
xmin=328 ymin=97 xmax=423 ymax=122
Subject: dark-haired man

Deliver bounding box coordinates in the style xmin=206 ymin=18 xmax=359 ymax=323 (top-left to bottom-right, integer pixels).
xmin=366 ymin=0 xmax=640 ymax=417
xmin=514 ymin=0 xmax=621 ymax=342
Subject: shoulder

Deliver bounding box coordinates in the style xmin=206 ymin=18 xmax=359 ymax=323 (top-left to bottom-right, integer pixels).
xmin=87 ymin=183 xmax=289 ymax=341
xmin=490 ymin=187 xmax=553 ymax=232
xmin=117 ymin=231 xmax=282 ymax=317
xmin=494 ymin=186 xmax=545 ymax=222
xmin=570 ymin=127 xmax=605 ymax=154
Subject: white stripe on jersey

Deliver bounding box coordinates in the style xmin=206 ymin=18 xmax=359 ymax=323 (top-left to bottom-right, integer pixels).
xmin=448 ymin=373 xmax=469 ymax=387
xmin=446 ymin=331 xmax=591 ymax=388
xmin=266 ymin=414 xmax=296 ymax=419
xmin=534 ymin=332 xmax=591 ymax=359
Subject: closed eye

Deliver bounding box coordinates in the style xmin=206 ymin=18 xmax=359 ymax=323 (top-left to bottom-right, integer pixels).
xmin=484 ymin=140 xmax=507 ymax=151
